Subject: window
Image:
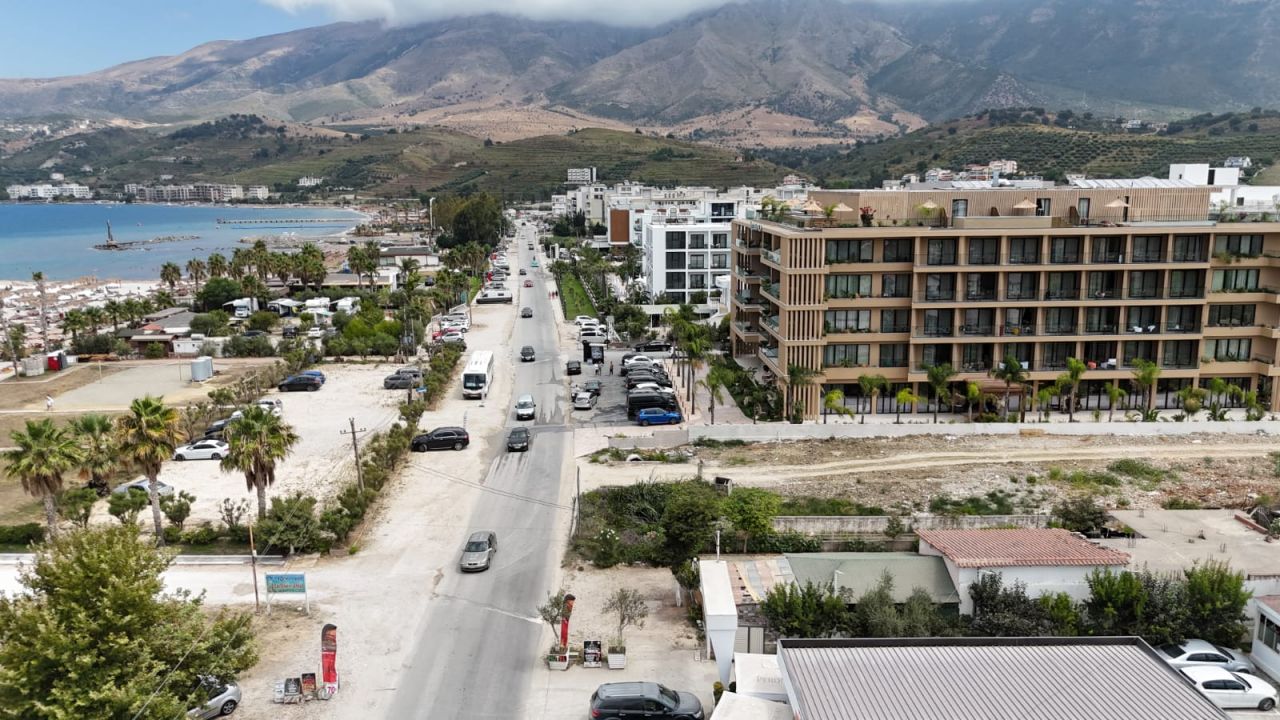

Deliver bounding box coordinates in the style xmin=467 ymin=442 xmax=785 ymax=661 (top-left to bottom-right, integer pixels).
xmin=967 ymin=237 xmax=999 ymax=264
xmin=1132 ymin=235 xmax=1165 ymax=262
xmin=1009 ymin=237 xmax=1040 ymax=264
xmin=1005 ymin=342 xmax=1033 ymax=364
xmin=1123 ymin=340 xmax=1156 ymax=365
xmin=1042 ymin=342 xmax=1073 ymax=370
xmin=1127 ymin=307 xmax=1158 ymax=331
xmin=961 ymin=308 xmax=996 ymax=335
xmin=823 ymin=344 xmax=870 ymax=367
xmin=1169 ymin=269 xmax=1204 ymax=298
xmin=1128 ymin=270 xmax=1161 ymax=299
xmin=665 ymin=272 xmax=686 ymax=289
xmin=1091 ymin=237 xmax=1124 ymax=263
xmin=1258 ymin=613 xmax=1280 ymax=653
xmin=1035 ymin=198 xmax=1052 ymax=216
xmin=1050 ymin=237 xmax=1082 ymax=263
xmin=1003 ymin=308 xmax=1035 ymax=335
xmin=923 ymin=309 xmax=954 ymax=337
xmin=665 ymin=251 xmax=686 ymax=270
xmin=689 ymin=274 xmax=707 ymax=289
xmin=1163 ymin=340 xmax=1197 ymax=368
xmin=883 ymin=238 xmax=912 ymax=262
xmin=665 ymin=231 xmax=686 ymax=249
xmin=712 ymin=233 xmax=729 ymax=249
xmin=1215 ymin=234 xmax=1262 ymax=256
xmin=1005 ymin=272 xmax=1038 ymax=300
xmin=966 ymin=273 xmax=998 ymax=300
xmin=1167 ymin=306 xmax=1199 ymax=332
xmin=1212 ymin=269 xmax=1258 ymax=292
xmin=1087 ymin=271 xmax=1120 ymax=299
xmin=1207 ymin=338 xmax=1252 ymax=361
xmin=880 ymin=309 xmax=909 ymax=333
xmin=1045 ymin=307 xmax=1077 ymax=335
xmin=1208 ymin=304 xmax=1255 ymax=327
xmin=689 ymin=233 xmax=707 ymax=250
xmin=952 ymin=199 xmax=969 ymax=218
xmin=926 ymin=238 xmax=957 ymax=265
xmin=825 ymin=310 xmax=871 ymax=332
xmin=711 ymin=253 xmax=728 ymax=269
xmin=879 ymin=343 xmax=908 ymax=368
xmin=924 ymin=273 xmax=956 ymax=301
xmin=961 ymin=344 xmax=993 ymax=371
xmin=921 ymin=344 xmax=952 ymax=367
xmin=881 ymin=273 xmax=911 ymax=298
xmin=826 ymin=239 xmax=874 ymax=263
xmin=1172 ymin=234 xmax=1208 ymax=262
xmin=1047 ymin=272 xmax=1081 ymax=300
xmin=688 ymin=254 xmax=706 ymax=270
xmin=1077 ymin=197 xmax=1091 ymax=219
xmin=1086 ymin=307 xmax=1118 ymax=334
xmin=826 ymin=274 xmax=872 ymax=298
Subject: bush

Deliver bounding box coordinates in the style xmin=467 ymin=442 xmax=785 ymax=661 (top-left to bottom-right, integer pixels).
xmin=162 ymin=526 xmax=183 ymax=544
xmin=56 ymin=488 xmax=98 ymax=529
xmin=0 ymin=523 xmax=44 ymax=545
xmin=143 ymin=343 xmax=166 ymax=359
xmin=1051 ymin=495 xmax=1108 ymax=535
xmin=71 ymin=333 xmax=117 ymax=355
xmin=255 ymin=493 xmax=323 ymax=555
xmin=225 ymin=335 xmax=275 ymax=358
xmin=160 ymin=491 xmax=196 ymax=530
xmin=107 ymin=487 xmax=150 ymax=525
xmin=247 ymin=311 xmax=279 ymax=332
xmin=181 ymin=523 xmax=220 ymax=545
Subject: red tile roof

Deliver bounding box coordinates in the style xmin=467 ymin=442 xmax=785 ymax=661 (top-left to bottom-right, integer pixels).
xmin=916 ymin=528 xmax=1129 ymax=568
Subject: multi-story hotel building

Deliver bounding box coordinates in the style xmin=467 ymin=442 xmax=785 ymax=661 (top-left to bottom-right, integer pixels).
xmin=729 ymin=181 xmax=1280 ymax=419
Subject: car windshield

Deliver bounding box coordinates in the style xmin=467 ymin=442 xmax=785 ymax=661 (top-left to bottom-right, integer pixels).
xmin=517 ymin=398 xmax=534 ymax=408
xmin=463 ymin=373 xmax=484 ymax=389
xmin=1158 ymin=643 xmax=1184 ymax=658
xmin=658 ymin=686 xmax=679 ymax=706
xmin=464 ymin=540 xmax=489 ymax=552
xmin=510 ymin=429 xmax=528 ymax=439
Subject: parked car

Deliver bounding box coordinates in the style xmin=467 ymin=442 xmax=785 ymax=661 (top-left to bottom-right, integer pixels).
xmin=254 ymin=398 xmax=284 ymax=415
xmin=112 ymin=477 xmax=175 ymax=499
xmin=515 ymin=394 xmax=537 ymax=421
xmin=281 ymin=326 xmax=298 ymax=338
xmin=519 ymin=268 xmax=527 ymax=275
xmin=173 ymin=439 xmax=229 ymax=461
xmin=1159 ymin=640 xmax=1257 ymax=673
xmin=506 ymin=427 xmax=531 ymax=452
xmin=580 ymin=379 xmax=602 ymax=397
xmin=630 ymin=382 xmax=675 ymax=395
xmin=187 ymin=677 xmax=241 ymax=719
xmin=384 ymin=373 xmax=415 ymax=389
xmin=573 ymin=392 xmax=597 ymax=411
xmin=589 ymin=682 xmax=704 ymax=720
xmin=411 ymin=427 xmax=470 ymax=452
xmin=566 ymin=360 xmax=582 ymax=375
xmin=241 ymin=330 xmax=267 ymax=338
xmin=634 ymin=340 xmax=673 ymax=353
xmin=459 ymin=531 xmax=497 ymax=572
xmin=521 ymin=307 xmax=533 ymax=318
xmin=306 ymin=327 xmax=324 ymax=339
xmin=203 ymin=418 xmax=235 ymax=439
xmin=636 ymin=407 xmax=682 ymax=426
xmin=441 ymin=331 xmax=467 ymax=346
xmin=626 ymin=374 xmax=672 ymax=390
xmin=573 ymin=315 xmax=597 ymax=326
xmin=278 ymin=375 xmax=322 ymax=392
xmin=524 ymin=279 xmax=534 ymax=288
xmin=1181 ymin=667 xmax=1277 ymax=711
xmin=301 ymin=370 xmax=326 ymax=384
xmin=520 ymin=345 xmax=536 ymax=362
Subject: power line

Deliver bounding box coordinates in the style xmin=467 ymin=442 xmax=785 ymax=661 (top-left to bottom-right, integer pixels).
xmin=408 ymin=465 xmax=571 ymax=511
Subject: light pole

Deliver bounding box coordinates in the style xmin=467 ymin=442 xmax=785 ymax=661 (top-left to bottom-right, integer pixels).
xmin=428 ymin=197 xmax=435 ymax=243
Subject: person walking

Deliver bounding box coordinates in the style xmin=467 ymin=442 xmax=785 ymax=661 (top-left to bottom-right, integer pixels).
xmin=45 ymin=395 xmax=53 ymax=412
xmin=609 ymin=362 xmax=614 ymax=375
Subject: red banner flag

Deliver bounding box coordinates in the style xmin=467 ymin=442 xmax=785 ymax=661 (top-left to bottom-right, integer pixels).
xmin=321 ymin=624 xmax=338 ymax=696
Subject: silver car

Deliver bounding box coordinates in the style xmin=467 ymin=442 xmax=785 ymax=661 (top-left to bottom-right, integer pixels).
xmin=187 ymin=678 xmax=240 ymax=718
xmin=459 ymin=531 xmax=497 ymax=572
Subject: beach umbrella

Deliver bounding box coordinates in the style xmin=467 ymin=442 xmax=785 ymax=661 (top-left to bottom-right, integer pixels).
xmin=1105 ymin=197 xmax=1130 ymax=208
xmin=833 ymin=203 xmax=854 ymax=212
xmin=1013 ymin=197 xmax=1036 ymax=210
xmin=802 ymin=200 xmax=823 ymax=213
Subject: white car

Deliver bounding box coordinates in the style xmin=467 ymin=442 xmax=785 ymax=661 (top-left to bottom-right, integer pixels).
xmin=1181 ymin=666 xmax=1277 ymax=711
xmin=572 ymin=392 xmax=597 ymax=410
xmin=1158 ymin=639 xmax=1257 ymax=673
xmin=255 ymin=398 xmax=284 ymax=414
xmin=306 ymin=326 xmax=324 ymax=339
xmin=623 ymin=355 xmax=654 ymax=367
xmin=441 ymin=331 xmax=466 ymax=344
xmin=441 ymin=322 xmax=469 ymax=334
xmin=173 ymin=439 xmax=229 ymax=461
xmin=630 ymin=382 xmax=675 ymax=395
xmin=573 ymin=315 xmax=597 ymax=326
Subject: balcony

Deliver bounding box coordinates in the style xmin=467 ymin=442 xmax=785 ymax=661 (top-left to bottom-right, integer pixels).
xmin=917 ymin=290 xmax=958 ymax=303
xmin=761 ymin=314 xmax=780 ymax=332
xmin=1083 ymin=325 xmax=1120 ymax=335
xmin=1044 ymin=324 xmax=1080 ymax=336
xmin=734 ymin=292 xmax=763 ymax=308
xmin=1044 ymin=289 xmax=1082 ymax=300
xmin=960 ymin=324 xmax=997 ymax=337
xmin=760 ymin=281 xmax=780 ymax=301
xmin=733 ymin=238 xmax=762 ymax=252
xmin=964 ymin=289 xmax=998 ymax=301
xmin=1001 ymin=324 xmax=1036 ymax=337
xmin=914 ymin=325 xmax=955 ymax=338
xmin=734 ymin=321 xmax=763 ymax=338
xmin=1123 ymin=324 xmax=1163 ymax=335
xmin=1084 ymin=289 xmax=1121 ymax=301
xmin=1131 ymin=252 xmax=1166 ymax=263
xmin=1008 ymin=254 xmax=1041 ymax=265
xmin=762 ymin=248 xmax=782 ymax=266
xmin=1005 ymin=289 xmax=1040 ymax=301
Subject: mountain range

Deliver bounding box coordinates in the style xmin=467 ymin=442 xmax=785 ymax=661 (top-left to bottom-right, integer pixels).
xmin=3 ymin=0 xmax=1279 ymax=145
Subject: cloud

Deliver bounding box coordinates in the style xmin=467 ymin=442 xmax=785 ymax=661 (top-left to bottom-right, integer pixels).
xmin=260 ymin=0 xmax=740 ymax=26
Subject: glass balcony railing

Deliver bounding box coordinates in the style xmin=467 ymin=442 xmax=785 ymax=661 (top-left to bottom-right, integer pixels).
xmin=762 ymin=248 xmax=782 ymax=265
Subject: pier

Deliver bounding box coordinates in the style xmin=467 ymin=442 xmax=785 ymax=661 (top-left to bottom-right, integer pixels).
xmin=92 ymin=234 xmax=200 ymax=251
xmin=216 ymin=218 xmax=355 ymax=225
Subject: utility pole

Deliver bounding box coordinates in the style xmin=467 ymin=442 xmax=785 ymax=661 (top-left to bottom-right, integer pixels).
xmin=574 ymin=467 xmax=582 ymax=539
xmin=33 ymin=271 xmax=49 ymax=351
xmin=340 ymin=418 xmax=368 ymax=492
xmin=248 ymin=519 xmax=261 ymax=611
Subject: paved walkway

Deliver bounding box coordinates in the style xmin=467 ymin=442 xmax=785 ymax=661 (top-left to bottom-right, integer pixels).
xmin=661 ymin=355 xmax=750 ymax=426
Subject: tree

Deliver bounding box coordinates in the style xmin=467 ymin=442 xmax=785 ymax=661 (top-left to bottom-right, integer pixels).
xmin=196 ymin=277 xmax=244 ymax=313
xmin=968 ymin=572 xmax=1058 ymax=636
xmin=894 ymin=387 xmax=919 ymax=423
xmin=189 ymin=310 xmax=230 ymax=337
xmin=4 ymin=419 xmax=84 ymax=536
xmin=1051 ymin=495 xmax=1108 ymax=535
xmin=451 ymin=192 xmax=504 ymax=246
xmin=989 ymin=354 xmax=1028 ymax=420
xmin=925 ymin=363 xmax=957 ymax=422
xmin=785 ymin=363 xmax=817 ymax=422
xmin=108 ymin=488 xmax=149 ymax=525
xmin=206 ymin=252 xmax=229 ymax=278
xmin=71 ymin=413 xmax=117 ymax=496
xmin=964 ymin=380 xmax=982 ymax=422
xmin=1106 ymin=384 xmax=1127 ymax=422
xmin=760 ymin=581 xmax=847 ymax=638
xmin=537 ymin=587 xmax=575 ymax=652
xmin=858 ymin=374 xmax=887 ymax=417
xmin=246 ymin=311 xmax=279 ymax=332
xmin=159 ymin=490 xmax=195 ymax=531
xmin=57 ymin=487 xmax=97 ymax=529
xmin=1130 ymin=358 xmax=1162 ymax=413
xmin=1036 ymin=383 xmax=1060 ymax=422
xmin=294 ymin=243 xmax=327 ymax=289
xmin=159 ymin=262 xmax=182 ymax=290
xmin=723 ymin=487 xmax=781 ymax=552
xmin=1184 ymin=561 xmax=1251 ymax=647
xmin=856 ymin=572 xmax=903 ymax=637
xmin=1084 ymin=567 xmax=1148 ymax=636
xmin=0 ymin=525 xmax=257 ymax=718
xmin=220 ymin=405 xmax=299 ymax=519
xmin=699 ymin=366 xmax=731 ymax=425
xmin=115 ymin=396 xmax=179 ymax=545
xmin=660 ymin=481 xmax=722 ymax=565
xmin=185 ymin=258 xmax=208 ymax=296
xmin=603 ymin=587 xmax=649 ymax=652
xmin=822 ymin=388 xmax=854 ymax=424
xmin=1061 ymin=357 xmax=1087 ymax=421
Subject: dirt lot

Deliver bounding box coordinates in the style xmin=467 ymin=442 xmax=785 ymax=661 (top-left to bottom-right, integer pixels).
xmin=581 ymin=433 xmax=1280 ymax=515
xmin=0 ymin=363 xmax=128 ymax=411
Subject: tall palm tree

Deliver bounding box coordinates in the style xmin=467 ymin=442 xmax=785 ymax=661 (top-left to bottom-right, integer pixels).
xmin=785 ymin=363 xmax=817 ymax=422
xmin=858 ymin=374 xmax=887 ymax=417
xmin=71 ymin=413 xmax=117 ymax=496
xmin=4 ymin=419 xmax=83 ymax=535
xmin=207 ymin=252 xmax=229 ymax=279
xmin=925 ymin=363 xmax=957 ymax=423
xmin=965 ymin=380 xmax=982 ymax=422
xmin=1061 ymin=357 xmax=1088 ymax=422
xmin=82 ymin=306 xmax=107 ymax=335
xmin=1130 ymin=358 xmax=1162 ymax=413
xmin=115 ymin=396 xmax=179 ymax=545
xmin=1106 ymin=384 xmax=1128 ymax=422
xmin=186 ymin=258 xmax=208 ymax=295
xmin=220 ymin=406 xmax=299 ymax=519
xmin=159 ymin=262 xmax=182 ymax=290
xmin=103 ymin=300 xmax=123 ymax=331
xmin=989 ymin=354 xmax=1029 ymax=421
xmin=61 ymin=309 xmax=87 ymax=343
xmin=895 ymin=387 xmax=919 ymax=424
xmin=698 ymin=366 xmax=731 ymax=425
xmin=347 ymin=245 xmax=367 ymax=289
xmin=822 ymin=388 xmax=854 ymax=423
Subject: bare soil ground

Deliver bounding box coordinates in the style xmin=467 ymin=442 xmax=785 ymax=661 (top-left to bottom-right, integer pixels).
xmin=0 ymin=363 xmax=127 ymax=410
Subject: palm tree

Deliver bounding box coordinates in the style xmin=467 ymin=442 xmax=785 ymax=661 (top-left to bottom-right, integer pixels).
xmin=1130 ymin=358 xmax=1162 ymax=413
xmin=925 ymin=363 xmax=957 ymax=423
xmin=186 ymin=258 xmax=208 ymax=295
xmin=4 ymin=419 xmax=83 ymax=536
xmin=822 ymin=389 xmax=854 ymax=423
xmin=698 ymin=366 xmax=731 ymax=425
xmin=989 ymin=354 xmax=1029 ymax=421
xmin=1035 ymin=384 xmax=1061 ymax=422
xmin=220 ymin=406 xmax=299 ymax=519
xmin=115 ymin=396 xmax=179 ymax=545
xmin=858 ymin=374 xmax=887 ymax=417
xmin=207 ymin=252 xmax=229 ymax=279
xmin=894 ymin=387 xmax=919 ymax=424
xmin=964 ymin=380 xmax=982 ymax=422
xmin=71 ymin=413 xmax=117 ymax=496
xmin=785 ymin=363 xmax=817 ymax=422
xmin=103 ymin=300 xmax=123 ymax=331
xmin=347 ymin=245 xmax=367 ymax=289
xmin=159 ymin=262 xmax=182 ymax=290
xmin=82 ymin=306 xmax=106 ymax=335
xmin=1060 ymin=357 xmax=1087 ymax=422
xmin=61 ymin=309 xmax=87 ymax=343
xmin=1105 ymin=384 xmax=1128 ymax=422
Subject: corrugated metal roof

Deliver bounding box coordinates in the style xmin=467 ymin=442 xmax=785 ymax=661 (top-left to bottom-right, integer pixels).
xmin=778 ymin=638 xmax=1229 ymax=720
xmin=917 ymin=528 xmax=1129 ymax=568
xmin=1069 ymin=177 xmax=1201 ymax=189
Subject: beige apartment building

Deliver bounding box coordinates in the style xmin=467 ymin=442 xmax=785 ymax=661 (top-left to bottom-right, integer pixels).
xmin=729 ymin=183 xmax=1280 ymax=419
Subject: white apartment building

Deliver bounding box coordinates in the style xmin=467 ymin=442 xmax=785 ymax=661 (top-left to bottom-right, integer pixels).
xmin=642 ymin=219 xmax=733 ymax=304
xmin=246 ymin=186 xmax=270 ymax=201
xmin=6 ymin=183 xmax=92 ymax=200
xmin=125 ymin=183 xmax=248 ymax=202
xmin=566 ymin=167 xmax=596 ymax=184
xmin=297 ymin=176 xmax=325 ymax=188
xmin=1169 ymin=163 xmax=1241 ymax=186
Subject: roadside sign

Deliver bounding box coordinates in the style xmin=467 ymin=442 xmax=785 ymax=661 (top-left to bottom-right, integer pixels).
xmin=265 ymin=572 xmax=309 ymax=614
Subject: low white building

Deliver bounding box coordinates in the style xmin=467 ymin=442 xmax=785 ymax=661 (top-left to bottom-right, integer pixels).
xmin=917 ymin=528 xmax=1130 ymax=614
xmin=566 ymin=166 xmax=596 ymax=184
xmin=297 ymin=176 xmax=325 ymax=188
xmin=246 ymin=186 xmax=270 ymax=201
xmin=6 ymin=183 xmax=92 ymax=200
xmin=1169 ymin=162 xmax=1241 ymax=186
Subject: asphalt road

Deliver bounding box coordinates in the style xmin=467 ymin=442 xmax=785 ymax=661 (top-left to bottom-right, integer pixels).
xmin=386 ymin=222 xmax=575 ymax=719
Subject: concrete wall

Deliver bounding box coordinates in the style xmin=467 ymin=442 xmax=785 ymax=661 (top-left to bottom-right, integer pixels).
xmin=677 ymin=421 xmax=1280 ymax=444
xmin=949 ymin=563 xmax=1102 ymax=615
xmin=772 ymin=514 xmax=1049 ymax=537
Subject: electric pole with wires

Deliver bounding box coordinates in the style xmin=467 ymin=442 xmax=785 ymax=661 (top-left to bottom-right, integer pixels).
xmin=340 ymin=418 xmax=369 ymax=491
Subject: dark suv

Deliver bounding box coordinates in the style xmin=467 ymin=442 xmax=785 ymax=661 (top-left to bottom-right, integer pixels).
xmin=590 ymin=682 xmax=704 ymax=719
xmin=411 ymin=427 xmax=470 ymax=452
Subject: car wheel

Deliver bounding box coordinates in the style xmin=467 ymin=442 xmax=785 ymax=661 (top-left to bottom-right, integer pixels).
xmin=219 ymin=699 xmax=238 ymax=715
xmin=1261 ymin=698 xmax=1276 ymax=711
xmin=309 ymin=384 xmax=319 ymax=391
xmin=175 ymin=455 xmax=186 ymax=461
xmin=453 ymin=441 xmax=464 ymax=451
xmin=211 ymin=453 xmax=221 ymax=460
xmin=640 ymin=420 xmax=649 ymax=427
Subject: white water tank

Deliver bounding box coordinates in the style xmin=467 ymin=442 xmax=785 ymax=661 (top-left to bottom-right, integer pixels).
xmin=190 ymin=356 xmax=214 ymax=382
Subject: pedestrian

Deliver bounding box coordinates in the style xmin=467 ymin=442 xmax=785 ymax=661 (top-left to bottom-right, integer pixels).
xmin=609 ymin=362 xmax=614 ymax=375
xmin=595 ymin=362 xmax=602 ymax=376
xmin=45 ymin=395 xmax=53 ymax=412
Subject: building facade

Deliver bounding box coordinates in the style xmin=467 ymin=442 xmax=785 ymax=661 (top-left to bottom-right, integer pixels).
xmin=730 ymin=183 xmax=1280 ymax=419
xmin=644 ymin=219 xmax=734 ymax=304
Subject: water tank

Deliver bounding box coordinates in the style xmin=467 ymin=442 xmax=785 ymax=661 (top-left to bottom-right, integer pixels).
xmin=190 ymin=356 xmax=214 ymax=382
xmin=20 ymin=356 xmax=44 ymax=377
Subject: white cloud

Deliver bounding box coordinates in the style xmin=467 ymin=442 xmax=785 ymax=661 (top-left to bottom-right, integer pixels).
xmin=260 ymin=0 xmax=740 ymax=26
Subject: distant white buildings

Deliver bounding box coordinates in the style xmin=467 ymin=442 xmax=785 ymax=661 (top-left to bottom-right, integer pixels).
xmin=566 ymin=167 xmax=596 ymax=185
xmin=1225 ymin=156 xmax=1253 ymax=169
xmin=924 ymin=160 xmax=1019 ymax=183
xmin=5 ymin=183 xmax=92 ymax=200
xmin=1169 ymin=163 xmax=1241 ymax=186
xmin=124 ymin=183 xmax=270 ymax=202
xmin=297 ymin=176 xmax=325 ymax=188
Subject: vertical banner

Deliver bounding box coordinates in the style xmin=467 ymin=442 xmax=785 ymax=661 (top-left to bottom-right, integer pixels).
xmin=321 ymin=623 xmax=338 ymax=697
xmin=560 ymin=594 xmax=576 ymax=649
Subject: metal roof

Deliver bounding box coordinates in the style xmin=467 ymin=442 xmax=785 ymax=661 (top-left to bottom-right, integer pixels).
xmin=1069 ymin=177 xmax=1201 ymax=189
xmin=785 ymin=552 xmax=959 ymax=604
xmin=777 ymin=638 xmax=1229 ymax=720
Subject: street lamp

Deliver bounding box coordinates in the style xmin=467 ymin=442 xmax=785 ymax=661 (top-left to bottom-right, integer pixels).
xmin=428 ymin=197 xmax=436 ymax=242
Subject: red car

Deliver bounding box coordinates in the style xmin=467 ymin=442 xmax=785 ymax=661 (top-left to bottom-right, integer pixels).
xmin=524 ymin=280 xmax=533 ymax=287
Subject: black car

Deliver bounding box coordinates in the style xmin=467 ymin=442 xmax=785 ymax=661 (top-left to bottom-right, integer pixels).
xmin=590 ymin=682 xmax=704 ymax=720
xmin=282 ymin=326 xmax=298 ymax=338
xmin=278 ymin=375 xmax=322 ymax=392
xmin=202 ymin=418 xmax=235 ymax=439
xmin=242 ymin=329 xmax=267 ymax=338
xmin=506 ymin=427 xmax=531 ymax=452
xmin=411 ymin=427 xmax=470 ymax=452
xmin=566 ymin=360 xmax=582 ymax=375
xmin=518 ymin=268 xmax=527 ymax=275
xmin=521 ymin=307 xmax=533 ymax=318
xmin=626 ymin=374 xmax=672 ymax=390
xmin=581 ymin=380 xmax=602 ymax=397
xmin=384 ymin=374 xmax=415 ymax=390
xmin=520 ymin=346 xmax=536 ymax=362
xmin=634 ymin=340 xmax=673 ymax=354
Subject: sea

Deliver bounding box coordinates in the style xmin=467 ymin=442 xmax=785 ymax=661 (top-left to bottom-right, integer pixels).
xmin=0 ymin=203 xmax=366 ymax=281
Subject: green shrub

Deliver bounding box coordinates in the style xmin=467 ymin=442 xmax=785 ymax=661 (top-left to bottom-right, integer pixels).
xmin=255 ymin=493 xmax=323 ymax=555
xmin=929 ymin=491 xmax=1015 ymax=516
xmin=143 ymin=343 xmax=166 ymax=359
xmin=162 ymin=526 xmax=183 ymax=545
xmin=0 ymin=523 xmax=44 ymax=545
xmin=1107 ymin=459 xmax=1170 ymax=486
xmin=779 ymin=496 xmax=885 ymax=516
xmin=180 ymin=522 xmax=220 ymax=545
xmin=57 ymin=488 xmax=98 ymax=529
xmin=692 ymin=438 xmax=748 ymax=448
xmin=1162 ymin=497 xmax=1203 ymax=510
xmin=159 ymin=491 xmax=196 ymax=530
xmin=107 ymin=487 xmax=150 ymax=525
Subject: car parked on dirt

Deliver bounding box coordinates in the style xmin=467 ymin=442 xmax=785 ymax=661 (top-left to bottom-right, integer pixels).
xmin=589 ymin=682 xmax=703 ymax=720
xmin=384 ymin=374 xmax=416 ymax=390
xmin=278 ymin=375 xmax=322 ymax=392
xmin=173 ymin=439 xmax=229 ymax=461
xmin=411 ymin=427 xmax=470 ymax=451
xmin=187 ymin=677 xmax=241 ymax=719
xmin=301 ymin=370 xmax=326 ymax=384
xmin=112 ymin=477 xmax=175 ymax=499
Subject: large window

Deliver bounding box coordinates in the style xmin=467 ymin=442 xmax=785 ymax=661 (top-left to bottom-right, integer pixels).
xmin=1122 ymin=340 xmax=1156 ymax=366
xmin=823 ymin=344 xmax=870 ymax=367
xmin=961 ymin=308 xmax=996 ymax=335
xmin=1169 ymin=269 xmax=1205 ymax=298
xmin=1050 ymin=237 xmax=1082 ymax=263
xmin=1006 ymin=272 xmax=1039 ymax=300
xmin=665 ymin=252 xmax=686 ymax=270
xmin=1086 ymin=307 xmax=1119 ymax=334
xmin=924 ymin=273 xmax=956 ymax=301
xmin=711 ymin=253 xmax=729 ymax=269
xmin=1045 ymin=307 xmax=1077 ymax=335
xmin=1002 ymin=308 xmax=1034 ymax=335
xmin=712 ymin=232 xmax=729 ymax=249
xmin=966 ymin=273 xmax=998 ymax=301
xmin=1035 ymin=198 xmax=1052 ymax=216
xmin=880 ymin=309 xmax=910 ymax=333
xmin=1092 ymin=237 xmax=1124 ymax=263
xmin=1042 ymin=342 xmax=1073 ymax=370
xmin=921 ymin=344 xmax=952 ymax=368
xmin=883 ymin=239 xmax=912 ymax=262
xmin=1173 ymin=234 xmax=1209 ymax=262
xmin=826 ymin=239 xmax=873 ymax=263
xmin=1208 ymin=304 xmax=1255 ymax=327
xmin=967 ymin=238 xmax=998 ymax=264
xmin=1127 ymin=306 xmax=1159 ymax=332
xmin=1163 ymin=340 xmax=1198 ymax=368
xmin=926 ymin=238 xmax=957 ymax=265
xmin=879 ymin=343 xmax=908 ymax=368
xmin=825 ymin=309 xmax=871 ymax=333
xmin=1212 ymin=269 xmax=1259 ymax=292
xmin=1216 ymin=234 xmax=1263 ymax=256
xmin=1132 ymin=236 xmax=1165 ymax=262
xmin=826 ymin=274 xmax=872 ymax=298
xmin=952 ymin=199 xmax=969 ymax=218
xmin=1167 ymin=306 xmax=1200 ymax=332
xmin=1047 ymin=272 xmax=1081 ymax=300
xmin=689 ymin=233 xmax=707 ymax=250
xmin=1128 ymin=270 xmax=1161 ymax=299
xmin=665 ymin=272 xmax=686 ymax=290
xmin=1009 ymin=237 xmax=1040 ymax=264
xmin=688 ymin=254 xmax=706 ymax=270
xmin=1206 ymin=338 xmax=1252 ymax=361
xmin=881 ymin=273 xmax=912 ymax=298
xmin=923 ymin=309 xmax=954 ymax=337
xmin=665 ymin=231 xmax=686 ymax=249
xmin=1087 ymin=271 xmax=1121 ymax=299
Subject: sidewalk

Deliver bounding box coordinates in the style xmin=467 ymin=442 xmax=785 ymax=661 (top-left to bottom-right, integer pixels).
xmin=662 ymin=356 xmax=749 ymax=426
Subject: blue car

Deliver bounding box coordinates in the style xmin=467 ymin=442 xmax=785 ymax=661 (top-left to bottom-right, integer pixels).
xmin=636 ymin=407 xmax=682 ymax=426
xmin=301 ymin=369 xmax=326 ymax=384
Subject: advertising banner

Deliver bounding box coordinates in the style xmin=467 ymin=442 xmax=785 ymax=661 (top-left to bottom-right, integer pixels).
xmin=321 ymin=623 xmax=339 ymax=697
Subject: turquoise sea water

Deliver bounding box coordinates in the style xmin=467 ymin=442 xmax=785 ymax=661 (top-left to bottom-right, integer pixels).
xmin=0 ymin=203 xmax=364 ymax=280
